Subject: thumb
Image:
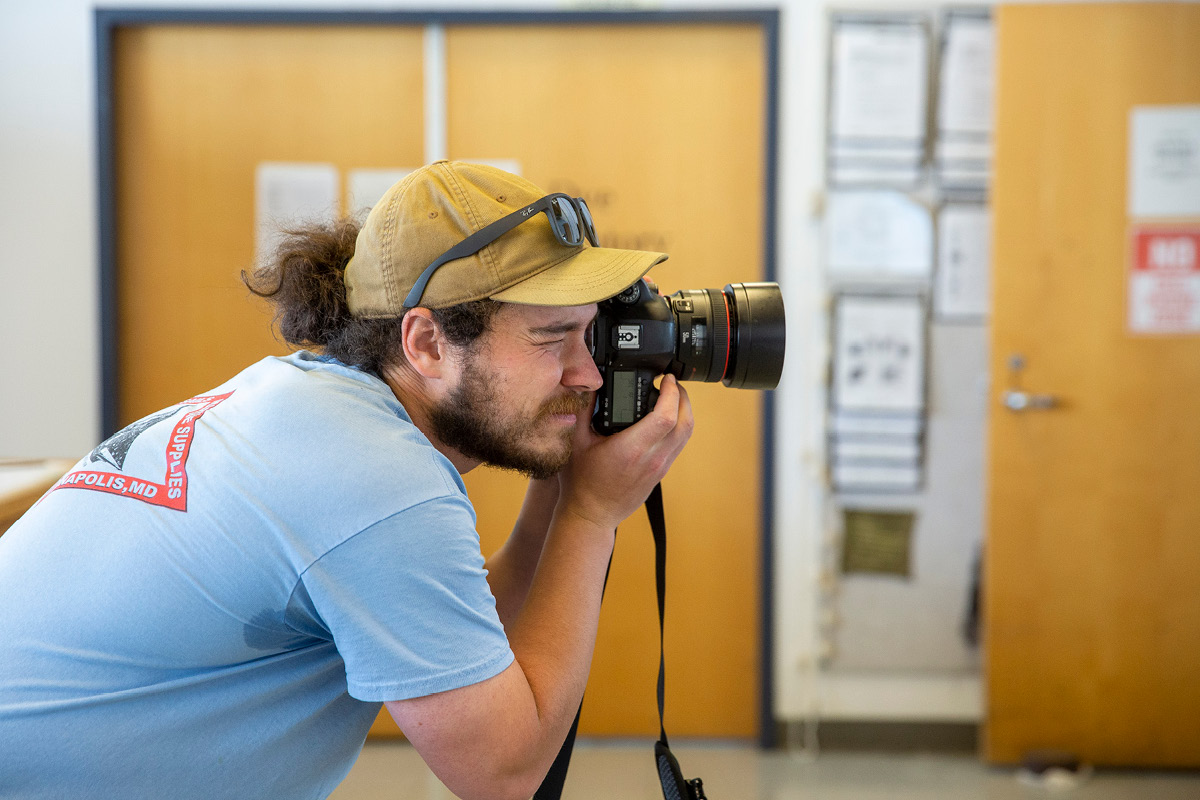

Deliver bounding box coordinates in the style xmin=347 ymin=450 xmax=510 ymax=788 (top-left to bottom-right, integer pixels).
xmin=570 ymin=397 xmax=599 ymax=450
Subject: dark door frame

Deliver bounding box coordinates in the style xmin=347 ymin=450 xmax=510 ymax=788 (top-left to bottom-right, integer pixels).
xmin=95 ymin=6 xmax=781 ymax=746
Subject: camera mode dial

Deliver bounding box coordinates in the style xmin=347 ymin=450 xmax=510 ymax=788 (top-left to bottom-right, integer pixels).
xmin=615 ymin=284 xmax=642 ymax=304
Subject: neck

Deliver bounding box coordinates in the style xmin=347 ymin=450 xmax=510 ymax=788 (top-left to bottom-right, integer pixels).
xmin=379 ymin=360 xmax=480 ymax=475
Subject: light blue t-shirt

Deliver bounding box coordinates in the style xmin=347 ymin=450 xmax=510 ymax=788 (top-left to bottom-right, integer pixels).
xmin=0 ymin=352 xmax=514 ymax=798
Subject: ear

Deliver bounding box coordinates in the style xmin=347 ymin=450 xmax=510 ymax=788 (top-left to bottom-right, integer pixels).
xmin=401 ymin=308 xmax=453 ymax=380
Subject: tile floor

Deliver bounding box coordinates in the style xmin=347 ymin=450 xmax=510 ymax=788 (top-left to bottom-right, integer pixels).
xmin=329 ymin=741 xmax=1200 ymax=800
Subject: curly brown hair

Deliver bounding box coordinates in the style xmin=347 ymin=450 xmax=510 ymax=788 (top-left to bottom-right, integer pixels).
xmin=242 ymin=217 xmax=500 ymax=376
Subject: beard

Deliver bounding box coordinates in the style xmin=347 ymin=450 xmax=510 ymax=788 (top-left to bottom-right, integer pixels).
xmin=429 ymin=355 xmax=591 ymax=480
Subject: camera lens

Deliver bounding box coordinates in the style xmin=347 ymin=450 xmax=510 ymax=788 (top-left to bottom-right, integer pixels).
xmin=722 ymin=282 xmax=786 ymax=389
xmin=668 ymin=282 xmax=785 ymax=390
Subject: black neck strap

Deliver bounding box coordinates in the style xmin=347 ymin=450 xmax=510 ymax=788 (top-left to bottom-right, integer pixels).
xmin=645 ymin=482 xmax=671 ymax=747
xmin=536 ymin=483 xmax=705 ymax=800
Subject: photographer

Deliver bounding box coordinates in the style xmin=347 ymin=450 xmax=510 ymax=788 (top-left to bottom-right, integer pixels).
xmin=0 ymin=161 xmax=693 ymax=799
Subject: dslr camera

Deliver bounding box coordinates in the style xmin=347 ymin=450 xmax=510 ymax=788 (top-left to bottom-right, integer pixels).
xmin=591 ymin=279 xmax=786 ymax=434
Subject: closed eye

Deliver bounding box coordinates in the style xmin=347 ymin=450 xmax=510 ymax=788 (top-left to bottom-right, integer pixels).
xmin=526 ymin=310 xmax=598 ymax=351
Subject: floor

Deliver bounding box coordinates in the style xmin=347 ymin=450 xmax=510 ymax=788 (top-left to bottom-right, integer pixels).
xmin=329 ymin=740 xmax=1200 ymax=800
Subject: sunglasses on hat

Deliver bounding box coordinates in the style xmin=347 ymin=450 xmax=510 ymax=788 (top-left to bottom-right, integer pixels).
xmin=404 ymin=193 xmax=598 ymax=308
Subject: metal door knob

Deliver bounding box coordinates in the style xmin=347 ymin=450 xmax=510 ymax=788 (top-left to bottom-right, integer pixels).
xmin=1002 ymin=390 xmax=1058 ymax=411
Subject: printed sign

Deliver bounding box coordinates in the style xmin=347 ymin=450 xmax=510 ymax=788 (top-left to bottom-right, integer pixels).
xmin=1128 ymin=106 xmax=1200 ymax=218
xmin=1129 ymin=227 xmax=1200 ymax=334
xmin=841 ymin=510 xmax=915 ymax=577
xmin=833 ymin=295 xmax=926 ymax=412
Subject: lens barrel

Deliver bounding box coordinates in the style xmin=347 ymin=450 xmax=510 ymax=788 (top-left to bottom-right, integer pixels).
xmin=668 ymin=282 xmax=785 ymax=390
xmin=722 ymin=282 xmax=786 ymax=389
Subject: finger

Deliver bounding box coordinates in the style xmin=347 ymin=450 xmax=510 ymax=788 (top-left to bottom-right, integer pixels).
xmin=648 ymin=374 xmax=681 ymax=430
xmin=655 ymin=381 xmax=694 ymax=463
xmin=633 ymin=380 xmax=692 ymax=475
xmin=672 ymin=381 xmax=694 ymax=437
xmin=570 ymin=397 xmax=599 ymax=447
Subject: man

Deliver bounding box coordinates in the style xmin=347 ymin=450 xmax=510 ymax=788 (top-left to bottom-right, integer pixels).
xmin=0 ymin=161 xmax=693 ymax=799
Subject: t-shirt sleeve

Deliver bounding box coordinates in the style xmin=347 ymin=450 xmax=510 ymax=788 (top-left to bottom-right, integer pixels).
xmin=292 ymin=494 xmax=514 ymax=702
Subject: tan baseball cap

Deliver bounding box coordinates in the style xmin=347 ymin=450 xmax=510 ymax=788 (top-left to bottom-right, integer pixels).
xmin=345 ymin=160 xmax=668 ymax=316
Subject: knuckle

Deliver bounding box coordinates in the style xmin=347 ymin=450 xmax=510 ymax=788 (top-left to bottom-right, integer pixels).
xmin=647 ymin=411 xmax=674 ymax=437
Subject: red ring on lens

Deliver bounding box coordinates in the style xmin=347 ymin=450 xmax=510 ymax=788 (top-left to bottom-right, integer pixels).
xmin=721 ymin=290 xmax=732 ymax=380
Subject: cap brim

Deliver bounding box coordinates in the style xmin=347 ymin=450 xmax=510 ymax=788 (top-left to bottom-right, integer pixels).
xmin=489 ymin=246 xmax=668 ymax=306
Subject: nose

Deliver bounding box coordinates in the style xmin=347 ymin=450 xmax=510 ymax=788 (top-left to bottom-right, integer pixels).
xmin=563 ymin=337 xmax=603 ymax=393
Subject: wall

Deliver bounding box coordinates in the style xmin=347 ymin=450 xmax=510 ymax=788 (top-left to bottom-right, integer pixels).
xmin=1 ymin=1 xmax=99 ymax=458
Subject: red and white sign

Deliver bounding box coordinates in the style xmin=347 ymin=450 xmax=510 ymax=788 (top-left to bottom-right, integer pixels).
xmin=1129 ymin=227 xmax=1200 ymax=334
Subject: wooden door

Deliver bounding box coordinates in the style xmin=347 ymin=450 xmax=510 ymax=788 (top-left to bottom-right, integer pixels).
xmin=446 ymin=23 xmax=767 ymax=738
xmin=112 ymin=19 xmax=769 ymax=739
xmin=985 ymin=4 xmax=1200 ymax=766
xmin=113 ymin=24 xmax=426 ymax=424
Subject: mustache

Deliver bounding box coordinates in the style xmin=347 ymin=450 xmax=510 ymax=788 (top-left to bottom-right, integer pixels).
xmin=539 ymin=392 xmax=591 ymax=418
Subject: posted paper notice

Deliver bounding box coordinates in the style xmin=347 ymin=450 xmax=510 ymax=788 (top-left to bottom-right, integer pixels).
xmin=1129 ymin=106 xmax=1200 ymax=218
xmin=1128 ymin=226 xmax=1200 ymax=334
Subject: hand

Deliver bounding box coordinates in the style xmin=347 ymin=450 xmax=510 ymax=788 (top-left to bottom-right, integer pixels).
xmin=556 ymin=375 xmax=694 ymax=531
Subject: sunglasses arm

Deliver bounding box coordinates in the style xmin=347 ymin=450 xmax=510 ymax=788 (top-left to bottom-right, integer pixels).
xmin=402 ymin=205 xmax=543 ymax=308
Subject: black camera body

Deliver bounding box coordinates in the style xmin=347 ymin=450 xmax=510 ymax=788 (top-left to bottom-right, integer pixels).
xmin=591 ymin=279 xmax=786 ymax=435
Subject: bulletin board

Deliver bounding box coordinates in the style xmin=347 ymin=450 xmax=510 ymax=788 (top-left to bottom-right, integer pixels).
xmin=820 ymin=7 xmax=994 ymax=676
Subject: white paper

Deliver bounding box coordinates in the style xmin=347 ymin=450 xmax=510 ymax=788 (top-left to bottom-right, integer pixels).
xmin=935 ymin=204 xmax=991 ymax=318
xmin=938 ymin=140 xmax=992 ymax=162
xmin=936 ymin=141 xmax=992 ymax=189
xmin=255 ymin=162 xmax=340 ymax=264
xmin=834 ymin=463 xmax=921 ymax=492
xmin=831 ymin=21 xmax=929 ymax=142
xmin=832 ymin=413 xmax=924 ymax=438
xmin=829 ymin=142 xmax=924 ymax=188
xmin=938 ymin=170 xmax=990 ymax=192
xmin=1129 ymin=271 xmax=1200 ymax=333
xmin=833 ymin=296 xmax=926 ymax=413
xmin=937 ymin=16 xmax=994 ymax=136
xmin=830 ymin=408 xmax=924 ymax=492
xmin=833 ymin=438 xmax=922 ymax=461
xmin=825 ymin=191 xmax=933 ymax=279
xmin=347 ymin=168 xmax=415 ymax=216
xmin=938 ymin=170 xmax=989 ymax=190
xmin=1129 ymin=105 xmax=1200 ymax=218
xmin=830 ymin=144 xmax=924 ymax=165
xmin=830 ymin=165 xmax=923 ymax=188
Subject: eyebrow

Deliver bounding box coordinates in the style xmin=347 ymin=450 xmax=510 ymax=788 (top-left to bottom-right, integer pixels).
xmin=527 ymin=312 xmax=598 ymax=337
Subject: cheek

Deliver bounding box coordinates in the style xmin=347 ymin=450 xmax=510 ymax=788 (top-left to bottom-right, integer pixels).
xmin=486 ymin=347 xmax=569 ymax=401
xmin=541 ymin=349 xmax=570 ymax=376
xmin=517 ymin=348 xmax=568 ymax=385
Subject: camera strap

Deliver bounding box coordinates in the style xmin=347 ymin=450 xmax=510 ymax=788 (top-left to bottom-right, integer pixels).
xmin=646 ymin=483 xmax=709 ymax=800
xmin=533 ymin=483 xmax=708 ymax=800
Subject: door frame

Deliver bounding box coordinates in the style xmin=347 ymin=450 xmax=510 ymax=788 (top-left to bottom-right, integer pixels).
xmin=95 ymin=5 xmax=781 ymax=745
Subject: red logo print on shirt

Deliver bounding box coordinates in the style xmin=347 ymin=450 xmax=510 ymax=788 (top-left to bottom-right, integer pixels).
xmin=50 ymin=392 xmax=232 ymax=512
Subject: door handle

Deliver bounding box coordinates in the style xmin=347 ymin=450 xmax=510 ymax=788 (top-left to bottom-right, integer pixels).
xmin=1003 ymin=354 xmax=1059 ymax=412
xmin=1002 ymin=390 xmax=1058 ymax=412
